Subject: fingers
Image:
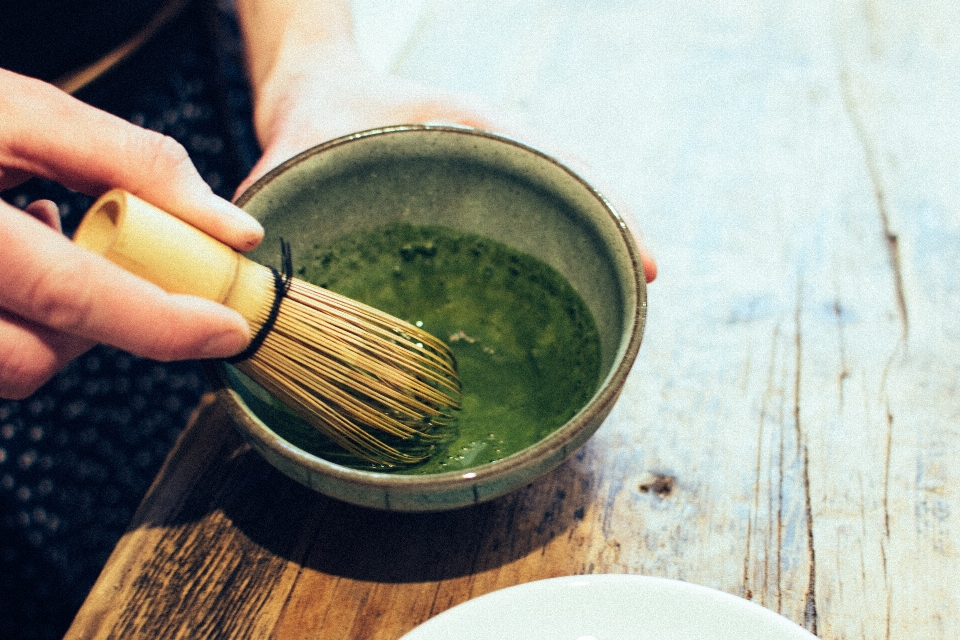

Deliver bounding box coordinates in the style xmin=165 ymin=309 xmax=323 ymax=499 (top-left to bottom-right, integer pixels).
xmin=234 ymin=67 xmax=517 ymax=199
xmin=630 ymin=227 xmax=658 ymax=284
xmin=118 ymin=131 xmax=265 ymax=252
xmin=0 ymin=307 xmax=93 ymax=399
xmin=0 ymin=69 xmax=264 ymax=252
xmin=0 ymin=202 xmax=251 ymax=400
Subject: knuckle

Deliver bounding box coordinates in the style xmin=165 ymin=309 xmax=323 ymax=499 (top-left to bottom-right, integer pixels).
xmin=137 ymin=131 xmax=195 ymax=181
xmin=24 ymin=255 xmax=98 ymax=336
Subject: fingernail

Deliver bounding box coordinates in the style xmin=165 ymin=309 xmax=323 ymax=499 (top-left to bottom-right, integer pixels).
xmin=200 ymin=328 xmax=250 ymax=359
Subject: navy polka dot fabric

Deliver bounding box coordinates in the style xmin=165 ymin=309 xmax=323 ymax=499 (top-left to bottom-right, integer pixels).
xmin=0 ymin=2 xmax=258 ymax=637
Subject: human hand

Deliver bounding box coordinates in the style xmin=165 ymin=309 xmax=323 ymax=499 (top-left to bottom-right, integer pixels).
xmin=235 ymin=44 xmax=509 ymax=197
xmin=0 ymin=69 xmax=265 ymax=399
xmin=236 ymin=39 xmax=657 ymax=282
xmin=241 ymin=50 xmax=657 ymax=282
xmin=233 ymin=0 xmax=654 ymax=281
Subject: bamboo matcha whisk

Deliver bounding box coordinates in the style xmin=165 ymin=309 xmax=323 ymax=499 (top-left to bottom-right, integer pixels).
xmin=73 ymin=189 xmax=461 ymax=466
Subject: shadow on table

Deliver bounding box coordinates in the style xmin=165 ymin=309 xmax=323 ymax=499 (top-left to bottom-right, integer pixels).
xmin=136 ymin=396 xmax=602 ymax=584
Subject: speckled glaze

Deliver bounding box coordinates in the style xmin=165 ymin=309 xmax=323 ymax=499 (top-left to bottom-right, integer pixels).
xmin=209 ymin=125 xmax=646 ymax=512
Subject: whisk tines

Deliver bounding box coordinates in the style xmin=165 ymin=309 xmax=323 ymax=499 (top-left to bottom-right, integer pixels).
xmin=231 ymin=243 xmax=462 ymax=467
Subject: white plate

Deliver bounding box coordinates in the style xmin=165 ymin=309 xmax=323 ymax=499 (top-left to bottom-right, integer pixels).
xmin=401 ymin=575 xmax=818 ymax=640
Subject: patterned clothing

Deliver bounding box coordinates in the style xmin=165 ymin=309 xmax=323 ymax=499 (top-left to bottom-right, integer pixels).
xmin=0 ymin=0 xmax=168 ymax=82
xmin=0 ymin=2 xmax=258 ymax=638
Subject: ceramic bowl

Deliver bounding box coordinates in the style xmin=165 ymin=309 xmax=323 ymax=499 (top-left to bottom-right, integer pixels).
xmin=209 ymin=125 xmax=646 ymax=511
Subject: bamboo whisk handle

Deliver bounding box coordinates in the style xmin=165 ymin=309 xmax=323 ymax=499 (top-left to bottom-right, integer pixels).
xmin=73 ymin=189 xmax=273 ymax=325
xmin=74 ymin=189 xmax=461 ymax=466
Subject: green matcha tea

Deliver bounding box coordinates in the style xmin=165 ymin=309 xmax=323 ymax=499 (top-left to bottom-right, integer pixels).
xmin=240 ymin=223 xmax=602 ymax=475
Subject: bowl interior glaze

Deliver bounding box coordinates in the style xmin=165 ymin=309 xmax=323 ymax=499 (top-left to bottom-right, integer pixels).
xmin=210 ymin=125 xmax=646 ymax=512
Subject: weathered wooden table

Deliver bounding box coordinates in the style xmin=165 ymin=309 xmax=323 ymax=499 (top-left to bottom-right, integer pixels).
xmin=67 ymin=0 xmax=960 ymax=637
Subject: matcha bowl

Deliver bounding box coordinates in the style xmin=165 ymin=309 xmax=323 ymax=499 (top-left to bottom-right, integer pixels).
xmin=209 ymin=125 xmax=646 ymax=512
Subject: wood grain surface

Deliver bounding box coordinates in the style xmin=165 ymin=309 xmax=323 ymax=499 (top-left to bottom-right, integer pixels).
xmin=67 ymin=0 xmax=960 ymax=638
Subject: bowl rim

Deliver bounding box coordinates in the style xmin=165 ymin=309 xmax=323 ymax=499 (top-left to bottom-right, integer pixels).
xmin=211 ymin=124 xmax=647 ymax=498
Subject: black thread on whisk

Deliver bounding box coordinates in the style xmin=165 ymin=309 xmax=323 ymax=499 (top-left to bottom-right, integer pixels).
xmin=225 ymin=238 xmax=294 ymax=364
